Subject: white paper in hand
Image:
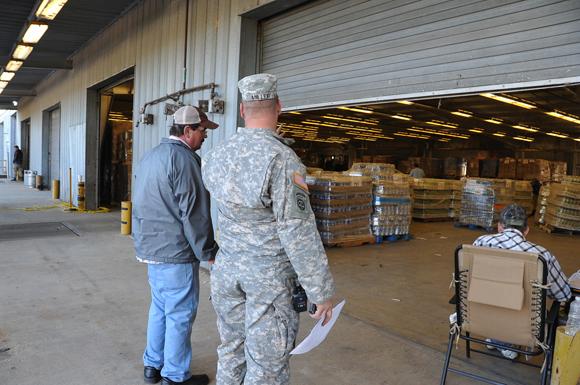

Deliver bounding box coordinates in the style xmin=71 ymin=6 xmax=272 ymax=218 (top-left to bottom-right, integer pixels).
xmin=290 ymin=300 xmax=346 ymax=355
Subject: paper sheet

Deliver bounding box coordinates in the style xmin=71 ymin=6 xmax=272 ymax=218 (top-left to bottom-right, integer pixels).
xmin=290 ymin=300 xmax=346 ymax=355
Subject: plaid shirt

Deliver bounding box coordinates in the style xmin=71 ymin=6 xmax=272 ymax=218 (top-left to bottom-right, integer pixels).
xmin=473 ymin=228 xmax=571 ymax=302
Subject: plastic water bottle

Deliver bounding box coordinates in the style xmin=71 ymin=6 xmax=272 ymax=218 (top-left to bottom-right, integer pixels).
xmin=565 ymin=296 xmax=580 ymax=336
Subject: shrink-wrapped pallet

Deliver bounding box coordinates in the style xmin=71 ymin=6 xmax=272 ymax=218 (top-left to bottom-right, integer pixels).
xmin=544 ymin=176 xmax=580 ymax=231
xmin=534 ymin=185 xmax=551 ymax=225
xmin=459 ymin=179 xmax=495 ymax=228
xmin=412 ymin=178 xmax=454 ymax=219
xmin=551 ymin=162 xmax=567 ymax=183
xmin=514 ymin=180 xmax=533 ymax=214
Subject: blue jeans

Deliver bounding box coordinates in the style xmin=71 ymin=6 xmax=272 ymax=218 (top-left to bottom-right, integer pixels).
xmin=143 ymin=262 xmax=200 ymax=382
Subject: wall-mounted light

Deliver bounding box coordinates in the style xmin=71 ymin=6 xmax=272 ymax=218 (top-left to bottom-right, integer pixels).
xmin=36 ymin=0 xmax=68 ymax=20
xmin=0 ymin=71 xmax=15 ymax=81
xmin=13 ymin=44 xmax=34 ymax=60
xmin=5 ymin=60 xmax=23 ymax=72
xmin=22 ymin=22 xmax=49 ymax=43
xmin=12 ymin=101 xmax=18 ymax=107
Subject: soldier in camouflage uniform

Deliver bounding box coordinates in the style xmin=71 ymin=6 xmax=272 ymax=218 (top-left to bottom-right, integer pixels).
xmin=202 ymin=74 xmax=335 ymax=385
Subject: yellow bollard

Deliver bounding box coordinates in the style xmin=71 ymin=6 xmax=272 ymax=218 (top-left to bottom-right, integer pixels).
xmin=77 ymin=182 xmax=85 ymax=210
xmin=552 ymin=326 xmax=580 ymax=385
xmin=52 ymin=180 xmax=59 ymax=199
xmin=121 ymin=201 xmax=132 ymax=235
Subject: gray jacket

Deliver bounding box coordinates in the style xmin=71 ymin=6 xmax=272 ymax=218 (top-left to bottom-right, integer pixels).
xmin=132 ymin=138 xmax=218 ymax=263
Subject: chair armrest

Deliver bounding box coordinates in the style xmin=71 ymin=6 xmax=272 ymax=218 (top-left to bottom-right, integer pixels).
xmin=546 ymin=301 xmax=561 ymax=324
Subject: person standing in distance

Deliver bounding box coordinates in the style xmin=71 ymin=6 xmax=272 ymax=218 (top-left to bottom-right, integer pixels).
xmin=12 ymin=145 xmax=23 ymax=181
xmin=202 ymin=74 xmax=335 ymax=385
xmin=409 ymin=163 xmax=425 ymax=178
xmin=132 ymin=105 xmax=219 ymax=385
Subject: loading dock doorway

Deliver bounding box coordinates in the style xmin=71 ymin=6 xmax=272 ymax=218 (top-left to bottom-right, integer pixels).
xmin=98 ymin=79 xmax=134 ymax=207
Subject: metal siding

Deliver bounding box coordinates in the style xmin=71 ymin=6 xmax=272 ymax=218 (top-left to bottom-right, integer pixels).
xmin=261 ymin=0 xmax=580 ymax=109
xmin=49 ymin=108 xmax=61 ymax=185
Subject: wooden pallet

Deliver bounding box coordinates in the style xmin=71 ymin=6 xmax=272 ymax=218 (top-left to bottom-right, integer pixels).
xmin=412 ymin=217 xmax=453 ymax=223
xmin=540 ymin=223 xmax=580 ymax=236
xmin=325 ymin=236 xmax=376 ymax=248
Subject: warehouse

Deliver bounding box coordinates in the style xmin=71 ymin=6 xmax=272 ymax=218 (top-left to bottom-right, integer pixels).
xmin=1 ymin=0 xmax=580 ymax=384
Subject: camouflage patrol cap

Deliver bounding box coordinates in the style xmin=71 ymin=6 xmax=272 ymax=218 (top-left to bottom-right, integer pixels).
xmin=500 ymin=204 xmax=528 ymax=230
xmin=238 ymin=73 xmax=277 ymax=101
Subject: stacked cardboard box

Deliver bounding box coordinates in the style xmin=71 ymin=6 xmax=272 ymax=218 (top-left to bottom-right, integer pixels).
xmin=497 ymin=158 xmax=517 ymax=179
xmin=551 ymin=161 xmax=567 ymax=183
xmin=514 ymin=180 xmax=533 ymax=214
xmin=480 ymin=159 xmax=499 ymax=178
xmin=491 ymin=179 xmax=516 ymax=222
xmin=412 ymin=179 xmax=454 ymax=219
xmin=467 ymin=159 xmax=479 ymax=177
xmin=443 ymin=158 xmax=458 ymax=178
xmin=397 ymin=160 xmax=414 ymax=174
xmin=373 ymin=155 xmax=397 ymax=164
xmin=516 ymin=159 xmax=551 ymax=181
xmin=362 ymin=155 xmax=373 ymax=162
xmin=307 ymin=174 xmax=374 ymax=245
xmin=544 ymin=176 xmax=580 ymax=231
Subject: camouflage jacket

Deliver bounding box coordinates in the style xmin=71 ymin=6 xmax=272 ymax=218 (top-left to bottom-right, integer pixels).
xmin=202 ymin=127 xmax=335 ymax=304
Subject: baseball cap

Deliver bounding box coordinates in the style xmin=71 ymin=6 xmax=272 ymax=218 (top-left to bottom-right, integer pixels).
xmin=500 ymin=204 xmax=528 ymax=229
xmin=173 ymin=105 xmax=218 ymax=129
xmin=238 ymin=73 xmax=277 ymax=101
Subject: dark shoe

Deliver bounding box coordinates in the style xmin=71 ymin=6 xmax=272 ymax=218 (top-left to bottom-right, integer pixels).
xmin=144 ymin=366 xmax=162 ymax=384
xmin=10 ymin=178 xmax=16 ymax=181
xmin=161 ymin=374 xmax=209 ymax=385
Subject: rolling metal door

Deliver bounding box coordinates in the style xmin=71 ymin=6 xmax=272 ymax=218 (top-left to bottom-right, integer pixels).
xmin=260 ymin=0 xmax=580 ymax=109
xmin=49 ymin=108 xmax=60 ymax=186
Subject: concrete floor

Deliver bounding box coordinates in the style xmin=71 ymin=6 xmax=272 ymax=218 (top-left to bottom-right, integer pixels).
xmin=1 ymin=179 xmax=579 ymax=385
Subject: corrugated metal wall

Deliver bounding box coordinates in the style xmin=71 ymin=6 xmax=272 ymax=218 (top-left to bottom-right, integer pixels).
xmin=261 ymin=0 xmax=580 ymax=109
xmin=17 ymin=0 xmax=245 ymax=206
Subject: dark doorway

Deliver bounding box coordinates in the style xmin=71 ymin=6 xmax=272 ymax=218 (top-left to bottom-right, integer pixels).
xmin=99 ymin=79 xmax=134 ymax=207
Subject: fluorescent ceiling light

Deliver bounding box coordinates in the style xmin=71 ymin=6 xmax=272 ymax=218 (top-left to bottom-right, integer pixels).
xmin=22 ymin=22 xmax=49 ymax=43
xmin=0 ymin=88 xmax=3 ymax=95
xmin=545 ymin=111 xmax=580 ymax=125
xmin=288 ymin=111 xmax=301 ymax=114
xmin=574 ymin=138 xmax=580 ymax=142
xmin=36 ymin=0 xmax=68 ymax=20
xmin=397 ymin=101 xmax=414 ymax=105
xmin=338 ymin=106 xmax=374 ymax=114
xmin=5 ymin=60 xmax=23 ymax=72
xmin=426 ymin=120 xmax=458 ymax=129
xmin=485 ymin=118 xmax=503 ymax=124
xmin=480 ymin=93 xmax=536 ymax=109
xmin=493 ymin=132 xmax=506 ymax=137
xmin=13 ymin=44 xmax=34 ymax=60
xmin=513 ymin=124 xmax=539 ymax=132
xmin=0 ymin=81 xmax=8 ymax=88
xmin=469 ymin=128 xmax=483 ymax=133
xmin=514 ymin=136 xmax=534 ymax=142
xmin=439 ymin=138 xmax=451 ymax=142
xmin=0 ymin=72 xmax=15 ymax=81
xmin=546 ymin=132 xmax=569 ymax=138
xmin=322 ymin=115 xmax=378 ymax=125
xmin=408 ymin=127 xmax=469 ymax=139
xmin=391 ymin=114 xmax=411 ymax=121
xmin=451 ymin=110 xmax=473 ymax=118
xmin=394 ymin=132 xmax=429 ymax=139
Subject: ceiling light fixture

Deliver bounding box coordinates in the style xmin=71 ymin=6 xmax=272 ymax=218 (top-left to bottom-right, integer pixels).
xmin=0 ymin=72 xmax=15 ymax=81
xmin=451 ymin=110 xmax=473 ymax=118
xmin=485 ymin=118 xmax=503 ymax=125
xmin=0 ymin=81 xmax=8 ymax=88
xmin=513 ymin=124 xmax=539 ymax=132
xmin=5 ymin=60 xmax=23 ymax=72
xmin=322 ymin=115 xmax=378 ymax=125
xmin=0 ymin=89 xmax=3 ymax=95
xmin=545 ymin=111 xmax=580 ymax=125
xmin=397 ymin=101 xmax=414 ymax=105
xmin=13 ymin=44 xmax=34 ymax=60
xmin=22 ymin=22 xmax=49 ymax=43
xmin=573 ymin=138 xmax=580 ymax=142
xmin=338 ymin=106 xmax=374 ymax=114
xmin=546 ymin=131 xmax=569 ymax=138
xmin=36 ymin=0 xmax=68 ymax=20
xmin=469 ymin=128 xmax=484 ymax=133
xmin=480 ymin=93 xmax=536 ymax=109
xmin=493 ymin=132 xmax=506 ymax=137
xmin=391 ymin=114 xmax=412 ymax=121
xmin=408 ymin=127 xmax=469 ymax=139
xmin=426 ymin=120 xmax=459 ymax=129
xmin=513 ymin=136 xmax=534 ymax=142
xmin=394 ymin=132 xmax=429 ymax=139
xmin=288 ymin=111 xmax=301 ymax=115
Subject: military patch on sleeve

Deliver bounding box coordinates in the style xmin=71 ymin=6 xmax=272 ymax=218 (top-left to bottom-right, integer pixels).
xmin=289 ymin=184 xmax=311 ymax=219
xmin=294 ymin=172 xmax=309 ymax=191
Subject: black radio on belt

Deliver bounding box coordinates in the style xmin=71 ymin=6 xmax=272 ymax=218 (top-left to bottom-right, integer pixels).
xmin=292 ymin=284 xmax=308 ymax=313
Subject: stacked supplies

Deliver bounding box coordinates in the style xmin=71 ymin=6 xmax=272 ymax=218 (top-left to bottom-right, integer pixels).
xmin=491 ymin=179 xmax=516 ymax=222
xmin=459 ymin=179 xmax=495 ymax=228
xmin=449 ymin=180 xmax=463 ymax=219
xmin=514 ymin=181 xmax=533 ymax=214
xmin=544 ymin=176 xmax=580 ymax=231
xmin=412 ymin=178 xmax=454 ymax=219
xmin=307 ymin=174 xmax=374 ymax=245
xmin=534 ymin=185 xmax=551 ymax=225
xmin=345 ymin=163 xmax=412 ymax=237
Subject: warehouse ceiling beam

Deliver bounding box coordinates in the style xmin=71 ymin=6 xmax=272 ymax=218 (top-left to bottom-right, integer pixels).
xmin=0 ymin=89 xmax=36 ymax=96
xmin=0 ymin=56 xmax=72 ymax=70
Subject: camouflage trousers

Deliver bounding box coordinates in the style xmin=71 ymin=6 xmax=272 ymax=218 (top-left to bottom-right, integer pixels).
xmin=211 ymin=266 xmax=299 ymax=385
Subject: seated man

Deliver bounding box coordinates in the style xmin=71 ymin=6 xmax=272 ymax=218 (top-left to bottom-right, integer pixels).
xmin=472 ymin=204 xmax=571 ymax=359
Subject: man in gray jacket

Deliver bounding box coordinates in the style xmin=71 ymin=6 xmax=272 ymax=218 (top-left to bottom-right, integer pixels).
xmin=132 ymin=105 xmax=219 ymax=385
